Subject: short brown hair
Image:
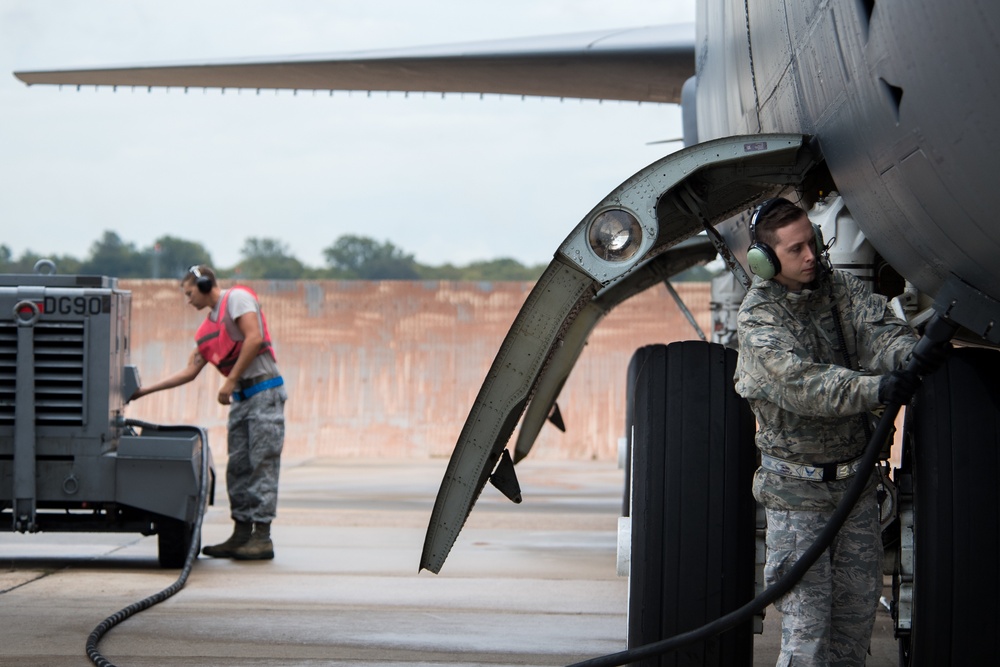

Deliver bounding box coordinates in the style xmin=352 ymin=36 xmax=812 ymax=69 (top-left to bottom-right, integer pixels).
xmin=754 ymin=198 xmax=808 ymax=248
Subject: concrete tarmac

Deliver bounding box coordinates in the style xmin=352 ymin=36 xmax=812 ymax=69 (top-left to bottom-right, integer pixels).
xmin=0 ymin=458 xmax=899 ymax=666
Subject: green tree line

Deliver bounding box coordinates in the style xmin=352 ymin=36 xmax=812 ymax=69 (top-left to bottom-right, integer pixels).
xmin=0 ymin=230 xmax=714 ymax=281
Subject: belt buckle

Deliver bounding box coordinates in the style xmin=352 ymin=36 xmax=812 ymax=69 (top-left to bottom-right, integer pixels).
xmin=825 ymin=458 xmax=860 ymax=481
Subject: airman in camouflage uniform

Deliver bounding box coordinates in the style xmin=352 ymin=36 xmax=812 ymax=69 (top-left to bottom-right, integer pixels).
xmin=131 ymin=265 xmax=286 ymax=561
xmin=734 ymin=199 xmax=916 ymax=666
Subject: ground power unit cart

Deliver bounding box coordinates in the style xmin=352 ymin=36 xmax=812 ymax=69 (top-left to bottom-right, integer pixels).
xmin=0 ymin=265 xmax=214 ymax=567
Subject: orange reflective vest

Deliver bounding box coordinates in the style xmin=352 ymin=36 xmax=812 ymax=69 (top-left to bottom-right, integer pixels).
xmin=195 ymin=286 xmax=275 ymax=376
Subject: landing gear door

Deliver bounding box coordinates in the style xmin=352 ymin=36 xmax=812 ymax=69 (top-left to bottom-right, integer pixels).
xmin=421 ymin=134 xmax=820 ymax=575
xmin=558 ymin=134 xmax=817 ymax=287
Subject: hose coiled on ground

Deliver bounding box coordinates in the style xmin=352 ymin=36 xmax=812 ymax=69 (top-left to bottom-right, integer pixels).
xmin=85 ymin=421 xmax=210 ymax=667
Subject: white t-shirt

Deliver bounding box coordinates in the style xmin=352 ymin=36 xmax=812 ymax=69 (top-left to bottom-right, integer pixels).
xmin=207 ymin=288 xmax=280 ymax=379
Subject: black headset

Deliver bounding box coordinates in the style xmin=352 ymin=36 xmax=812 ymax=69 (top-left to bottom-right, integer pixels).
xmin=746 ymin=198 xmax=825 ymax=281
xmin=188 ymin=265 xmax=213 ymax=294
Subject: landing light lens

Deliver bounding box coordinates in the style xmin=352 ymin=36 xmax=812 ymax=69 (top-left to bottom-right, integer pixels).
xmin=588 ymin=210 xmax=642 ymax=262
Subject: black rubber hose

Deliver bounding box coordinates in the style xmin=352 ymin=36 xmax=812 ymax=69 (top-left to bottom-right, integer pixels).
xmin=567 ymin=314 xmax=957 ymax=667
xmin=85 ymin=421 xmax=211 ymax=667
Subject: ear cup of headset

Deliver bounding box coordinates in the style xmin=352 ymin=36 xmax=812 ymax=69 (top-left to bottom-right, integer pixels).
xmin=747 ymin=242 xmax=780 ymax=281
xmin=747 ymin=197 xmax=781 ymax=281
xmin=189 ymin=265 xmax=212 ymax=294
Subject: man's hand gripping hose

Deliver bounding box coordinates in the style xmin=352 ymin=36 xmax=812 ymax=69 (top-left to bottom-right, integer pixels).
xmin=566 ymin=314 xmax=957 ymax=667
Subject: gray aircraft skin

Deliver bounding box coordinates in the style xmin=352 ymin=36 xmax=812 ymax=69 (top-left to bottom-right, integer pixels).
xmin=695 ymin=1 xmax=1000 ymax=312
xmin=14 ymin=2 xmax=1000 ymax=664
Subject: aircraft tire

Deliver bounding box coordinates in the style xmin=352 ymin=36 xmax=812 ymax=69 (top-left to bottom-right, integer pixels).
xmin=901 ymin=347 xmax=1000 ymax=665
xmin=621 ymin=345 xmax=648 ymax=518
xmin=626 ymin=341 xmax=757 ymax=666
xmin=157 ymin=515 xmax=198 ymax=569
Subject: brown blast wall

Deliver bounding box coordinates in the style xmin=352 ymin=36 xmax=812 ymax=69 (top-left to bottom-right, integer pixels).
xmin=122 ymin=280 xmax=711 ymax=461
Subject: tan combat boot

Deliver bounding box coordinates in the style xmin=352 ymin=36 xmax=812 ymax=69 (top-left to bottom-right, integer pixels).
xmin=202 ymin=520 xmax=253 ymax=558
xmin=231 ymin=522 xmax=274 ymax=560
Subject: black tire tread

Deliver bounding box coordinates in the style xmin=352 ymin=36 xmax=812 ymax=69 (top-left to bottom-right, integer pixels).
xmin=627 ymin=341 xmax=757 ymax=666
xmin=907 ymin=347 xmax=1000 ymax=665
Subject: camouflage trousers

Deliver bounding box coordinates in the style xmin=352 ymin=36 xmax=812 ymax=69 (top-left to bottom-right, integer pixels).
xmin=764 ymin=490 xmax=882 ymax=667
xmin=226 ymin=385 xmax=287 ymax=524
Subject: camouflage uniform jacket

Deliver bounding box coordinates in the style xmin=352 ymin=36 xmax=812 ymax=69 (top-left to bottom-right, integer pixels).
xmin=735 ymin=269 xmax=916 ymax=510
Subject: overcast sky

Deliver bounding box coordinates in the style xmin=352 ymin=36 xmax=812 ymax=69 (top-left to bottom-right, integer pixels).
xmin=1 ymin=1 xmax=695 ymax=271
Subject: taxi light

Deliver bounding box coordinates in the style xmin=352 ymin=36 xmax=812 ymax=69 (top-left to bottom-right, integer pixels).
xmin=588 ymin=209 xmax=642 ymax=262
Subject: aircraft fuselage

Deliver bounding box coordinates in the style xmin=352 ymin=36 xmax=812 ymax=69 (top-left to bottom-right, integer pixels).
xmin=696 ymin=0 xmax=1000 ymax=312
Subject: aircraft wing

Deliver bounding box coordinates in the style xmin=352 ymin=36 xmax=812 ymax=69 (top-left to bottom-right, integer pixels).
xmin=13 ymin=24 xmax=694 ymax=104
